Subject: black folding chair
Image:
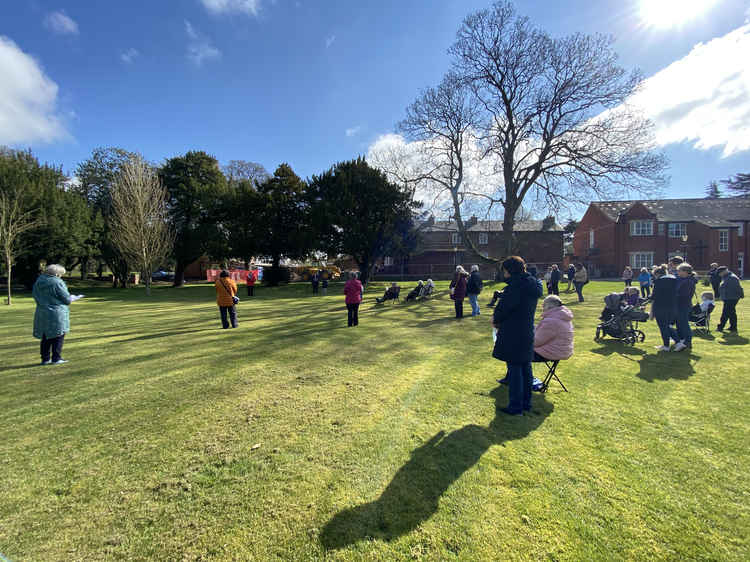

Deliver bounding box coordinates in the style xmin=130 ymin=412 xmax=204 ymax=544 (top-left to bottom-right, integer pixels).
xmin=540 ymin=360 xmax=567 ymax=393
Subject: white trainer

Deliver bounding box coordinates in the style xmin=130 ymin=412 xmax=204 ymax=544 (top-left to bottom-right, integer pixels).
xmin=672 ymin=342 xmax=687 ymax=352
xmin=655 ymin=346 xmax=670 ymax=352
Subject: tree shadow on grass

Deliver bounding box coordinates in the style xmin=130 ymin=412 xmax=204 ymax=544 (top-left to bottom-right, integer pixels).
xmin=637 ymin=351 xmax=701 ymax=382
xmin=319 ymin=386 xmax=553 ymax=550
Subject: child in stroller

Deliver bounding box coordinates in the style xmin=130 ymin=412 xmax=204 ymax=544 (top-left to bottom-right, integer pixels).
xmin=404 ymin=280 xmax=425 ymax=302
xmin=596 ymin=292 xmax=650 ymax=345
xmin=690 ymin=291 xmax=715 ymax=332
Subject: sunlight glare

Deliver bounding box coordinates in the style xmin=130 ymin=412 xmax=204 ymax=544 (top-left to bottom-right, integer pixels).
xmin=639 ymin=0 xmax=718 ymax=29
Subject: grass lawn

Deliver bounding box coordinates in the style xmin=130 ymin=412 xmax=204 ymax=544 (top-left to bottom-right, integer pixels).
xmin=1 ymin=279 xmax=748 ymax=561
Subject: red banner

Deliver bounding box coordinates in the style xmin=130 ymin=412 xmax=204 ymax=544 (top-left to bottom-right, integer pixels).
xmin=206 ymin=269 xmax=253 ymax=282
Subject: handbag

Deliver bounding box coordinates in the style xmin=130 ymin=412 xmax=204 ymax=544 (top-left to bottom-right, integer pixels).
xmin=220 ymin=279 xmax=239 ymax=305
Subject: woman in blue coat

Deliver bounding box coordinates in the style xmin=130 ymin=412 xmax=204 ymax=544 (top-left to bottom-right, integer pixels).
xmin=33 ymin=264 xmax=75 ymax=365
xmin=492 ymin=256 xmax=543 ymax=415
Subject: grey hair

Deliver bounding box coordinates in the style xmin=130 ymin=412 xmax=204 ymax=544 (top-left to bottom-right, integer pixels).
xmin=470 ymin=264 xmax=479 ymax=272
xmin=45 ymin=264 xmax=66 ymax=277
xmin=543 ymin=295 xmax=563 ymax=308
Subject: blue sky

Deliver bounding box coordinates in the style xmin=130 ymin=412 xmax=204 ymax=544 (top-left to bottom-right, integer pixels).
xmin=1 ymin=0 xmax=749 ymax=218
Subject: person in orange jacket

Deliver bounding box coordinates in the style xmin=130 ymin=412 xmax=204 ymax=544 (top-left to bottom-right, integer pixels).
xmin=215 ymin=270 xmax=238 ymax=328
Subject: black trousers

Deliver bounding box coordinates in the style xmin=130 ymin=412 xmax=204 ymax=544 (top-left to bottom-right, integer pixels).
xmin=549 ymin=282 xmax=559 ymax=295
xmin=219 ymin=305 xmax=237 ymax=328
xmin=454 ymin=299 xmax=464 ymax=318
xmin=312 ymin=283 xmax=319 ymax=294
xmin=247 ymin=284 xmax=254 ymax=296
xmin=624 ymin=279 xmax=632 ymax=287
xmin=711 ymin=280 xmax=721 ymax=300
xmin=41 ymin=334 xmax=65 ymax=362
xmin=718 ymin=299 xmax=738 ymax=331
xmin=347 ymin=303 xmax=360 ymax=326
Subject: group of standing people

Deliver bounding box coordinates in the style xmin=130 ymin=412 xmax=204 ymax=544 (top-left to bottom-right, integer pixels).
xmin=649 ymin=256 xmax=743 ymax=352
xmin=449 ymin=265 xmax=484 ymax=318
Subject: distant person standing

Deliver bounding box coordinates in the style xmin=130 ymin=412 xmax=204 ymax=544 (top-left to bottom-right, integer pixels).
xmin=33 ymin=264 xmax=81 ymax=365
xmin=215 ymin=270 xmax=238 ymax=329
xmin=622 ymin=266 xmax=633 ymax=287
xmin=321 ymin=272 xmax=329 ymax=296
xmin=573 ymin=263 xmax=588 ymax=302
xmin=650 ymin=265 xmax=679 ymax=351
xmin=673 ymin=263 xmax=698 ymax=352
xmin=549 ymin=264 xmax=561 ymax=295
xmin=311 ymin=271 xmax=320 ymax=295
xmin=466 ymin=265 xmax=484 ymax=316
xmin=566 ymin=264 xmax=576 ymax=292
xmin=450 ymin=266 xmax=469 ymax=318
xmin=638 ymin=267 xmax=652 ymax=298
xmin=717 ymin=266 xmax=744 ymax=333
xmin=668 ymin=256 xmax=684 ymax=276
xmin=344 ymin=272 xmax=363 ymax=327
xmin=708 ymin=262 xmax=721 ymax=300
xmin=246 ymin=268 xmax=257 ymax=297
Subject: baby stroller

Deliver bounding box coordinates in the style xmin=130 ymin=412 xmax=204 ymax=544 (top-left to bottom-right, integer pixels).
xmin=690 ymin=302 xmax=714 ymax=335
xmin=404 ymin=281 xmax=425 ymax=302
xmin=595 ymin=292 xmax=650 ymax=345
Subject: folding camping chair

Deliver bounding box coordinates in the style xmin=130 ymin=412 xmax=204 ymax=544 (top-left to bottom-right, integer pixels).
xmin=539 ymin=360 xmax=567 ymax=393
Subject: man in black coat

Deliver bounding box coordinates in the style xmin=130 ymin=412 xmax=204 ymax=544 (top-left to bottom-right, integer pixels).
xmin=492 ymin=256 xmax=543 ymax=415
xmin=549 ymin=264 xmax=561 ymax=295
xmin=708 ymin=263 xmax=721 ymax=300
xmin=467 ymin=265 xmax=484 ymax=316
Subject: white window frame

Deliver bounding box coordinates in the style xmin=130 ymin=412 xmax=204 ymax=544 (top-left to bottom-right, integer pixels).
xmin=629 ymin=252 xmax=654 ymax=270
xmin=383 ymin=256 xmax=393 ymax=267
xmin=668 ymin=223 xmax=687 ymax=238
xmin=478 ymin=232 xmax=488 ymax=245
xmin=451 ymin=232 xmax=461 ymax=245
xmin=719 ymin=230 xmax=729 ymax=252
xmin=589 ymin=229 xmax=595 ymax=249
xmin=630 ymin=220 xmax=653 ymax=236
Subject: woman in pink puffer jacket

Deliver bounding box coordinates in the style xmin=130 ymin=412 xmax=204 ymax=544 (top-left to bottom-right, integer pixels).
xmin=534 ymin=295 xmax=574 ymax=361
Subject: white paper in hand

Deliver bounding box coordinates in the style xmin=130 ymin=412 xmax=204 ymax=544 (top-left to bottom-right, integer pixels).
xmin=70 ymin=294 xmax=85 ymax=302
xmin=492 ymin=328 xmax=498 ymax=343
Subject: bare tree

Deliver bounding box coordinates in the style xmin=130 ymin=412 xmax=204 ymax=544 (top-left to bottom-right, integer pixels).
xmin=397 ymin=1 xmax=667 ymax=256
xmin=0 ymin=188 xmax=41 ymax=305
xmin=110 ymin=156 xmax=174 ymax=296
xmin=222 ymin=160 xmax=270 ymax=188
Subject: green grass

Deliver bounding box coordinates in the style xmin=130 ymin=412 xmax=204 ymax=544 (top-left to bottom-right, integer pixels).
xmin=1 ymin=280 xmax=748 ymax=561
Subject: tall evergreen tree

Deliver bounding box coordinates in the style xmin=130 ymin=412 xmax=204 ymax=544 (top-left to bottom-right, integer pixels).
xmin=309 ymin=157 xmax=421 ymax=284
xmin=705 ymin=181 xmax=722 ymax=199
xmin=159 ymin=151 xmax=228 ymax=286
xmin=721 ymin=173 xmax=750 ymax=195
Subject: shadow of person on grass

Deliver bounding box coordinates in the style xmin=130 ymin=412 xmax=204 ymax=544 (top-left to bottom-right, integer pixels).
xmin=717 ymin=334 xmax=749 ymax=346
xmin=637 ymin=350 xmax=701 ymax=382
xmin=319 ymin=386 xmax=553 ymax=550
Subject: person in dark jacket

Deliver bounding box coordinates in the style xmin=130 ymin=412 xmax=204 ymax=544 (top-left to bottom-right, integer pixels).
xmin=466 ymin=265 xmax=483 ymax=316
xmin=311 ymin=271 xmax=320 ymax=295
xmin=450 ymin=266 xmax=469 ymax=318
xmin=673 ymin=263 xmax=698 ymax=351
xmin=650 ymin=265 xmax=679 ymax=351
xmin=717 ymin=266 xmax=744 ymax=333
xmin=492 ymin=256 xmax=543 ymax=415
xmin=548 ymin=264 xmax=561 ymax=295
xmin=708 ymin=263 xmax=721 ymax=300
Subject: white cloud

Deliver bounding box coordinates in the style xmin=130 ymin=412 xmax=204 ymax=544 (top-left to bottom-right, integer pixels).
xmin=345 ymin=125 xmax=361 ymax=137
xmin=43 ymin=11 xmax=79 ymax=35
xmin=120 ymin=48 xmax=139 ymax=64
xmin=0 ymin=36 xmax=69 ymax=145
xmin=184 ymin=20 xmax=221 ymax=66
xmin=200 ymin=0 xmax=260 ymax=16
xmin=325 ymin=35 xmax=336 ymax=48
xmin=629 ymin=24 xmax=750 ymax=157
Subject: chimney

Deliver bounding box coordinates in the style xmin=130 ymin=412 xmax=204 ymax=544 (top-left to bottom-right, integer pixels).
xmin=541 ymin=216 xmax=555 ymax=231
xmin=467 ymin=215 xmax=478 ymax=228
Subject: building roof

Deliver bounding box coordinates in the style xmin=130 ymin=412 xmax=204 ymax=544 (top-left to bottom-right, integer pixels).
xmin=422 ymin=219 xmax=562 ymax=232
xmin=591 ymin=197 xmax=750 ymax=228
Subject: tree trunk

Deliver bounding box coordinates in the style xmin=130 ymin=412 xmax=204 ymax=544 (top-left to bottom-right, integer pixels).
xmin=145 ymin=276 xmax=151 ymax=296
xmin=5 ymin=258 xmax=11 ymax=306
xmin=80 ymin=257 xmax=89 ymax=280
xmin=358 ymin=260 xmax=371 ymax=287
xmin=174 ymin=260 xmax=186 ymax=287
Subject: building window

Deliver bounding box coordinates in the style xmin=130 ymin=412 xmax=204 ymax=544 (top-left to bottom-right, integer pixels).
xmin=719 ymin=230 xmax=729 ymax=252
xmin=451 ymin=233 xmax=461 ymax=245
xmin=630 ymin=220 xmax=653 ymax=236
xmin=479 ymin=232 xmax=488 ymax=245
xmin=658 ymin=223 xmax=665 ymax=235
xmin=383 ymin=256 xmax=393 ymax=267
xmin=739 ymin=223 xmax=744 ymax=237
xmin=630 ymin=252 xmax=654 ymax=270
xmin=589 ymin=229 xmax=595 ymax=248
xmin=668 ymin=223 xmax=687 ymax=238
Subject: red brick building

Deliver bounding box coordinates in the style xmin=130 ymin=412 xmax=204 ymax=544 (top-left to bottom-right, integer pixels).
xmin=574 ymin=197 xmax=750 ymax=277
xmin=377 ymin=216 xmax=563 ymax=280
